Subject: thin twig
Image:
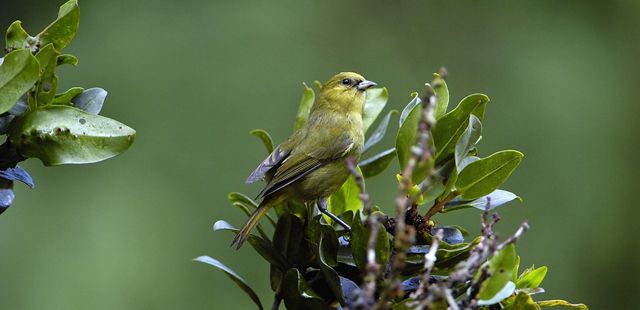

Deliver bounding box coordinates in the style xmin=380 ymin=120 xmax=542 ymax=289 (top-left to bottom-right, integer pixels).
xmin=347 ymin=157 xmax=382 ymax=309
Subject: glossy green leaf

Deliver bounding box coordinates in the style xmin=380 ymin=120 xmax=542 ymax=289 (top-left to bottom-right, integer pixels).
xmin=362 ymin=87 xmax=388 ymax=133
xmin=228 ymin=192 xmax=258 ymax=207
xmin=360 ymin=148 xmax=396 ymax=178
xmin=5 ymin=21 xmax=32 ymax=52
xmin=503 ymin=291 xmax=540 ymax=310
xmin=477 ymin=244 xmax=517 ymax=301
xmin=306 ymin=216 xmax=343 ymax=305
xmin=8 ymin=94 xmax=28 ymax=116
xmin=57 ymin=54 xmax=78 ymax=66
xmin=250 ymin=129 xmax=274 ymax=154
xmin=444 ymin=189 xmax=521 ymax=212
xmin=194 ymin=256 xmax=263 ymax=310
xmin=71 ymin=88 xmax=107 ymax=114
xmin=0 ymin=49 xmax=39 ymax=114
xmin=396 ymin=93 xmax=421 ymax=170
xmin=432 ymin=73 xmax=449 ymax=119
xmin=537 ymin=300 xmax=588 ymax=309
xmin=362 ymin=110 xmax=397 ymax=153
xmin=399 ymin=93 xmax=420 ymax=126
xmin=37 ymin=0 xmax=80 ymax=51
xmin=478 ymin=281 xmax=516 ymax=306
xmin=458 ymin=155 xmax=480 ymax=171
xmin=455 ymin=115 xmax=482 ymax=170
xmin=432 ymin=94 xmax=488 ymax=164
xmin=281 ymin=268 xmax=326 ymax=310
xmin=350 ymin=211 xmax=390 ymax=270
xmin=293 ymin=82 xmax=314 ymax=131
xmin=517 ymin=266 xmax=548 ymax=289
xmin=421 ymin=177 xmax=446 ymax=205
xmin=406 ymin=237 xmax=481 ymax=275
xmin=34 ymin=44 xmax=60 ymax=105
xmin=52 ymin=87 xmax=84 ymax=105
xmin=513 ymin=255 xmax=521 ymax=283
xmin=273 ymin=213 xmax=313 ymax=268
xmin=456 ymin=150 xmax=523 ymax=200
xmin=8 ymin=105 xmax=136 ymax=166
xmin=327 ymin=173 xmax=362 ymax=224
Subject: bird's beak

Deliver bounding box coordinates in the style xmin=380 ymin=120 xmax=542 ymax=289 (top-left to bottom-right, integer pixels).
xmin=356 ymin=80 xmax=377 ymax=91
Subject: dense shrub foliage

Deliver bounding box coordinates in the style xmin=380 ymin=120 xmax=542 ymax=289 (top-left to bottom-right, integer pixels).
xmin=199 ymin=72 xmax=587 ymax=309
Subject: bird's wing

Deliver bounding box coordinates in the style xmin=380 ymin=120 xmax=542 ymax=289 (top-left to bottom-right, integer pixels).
xmin=246 ymin=130 xmax=305 ymax=184
xmin=245 ymin=144 xmax=290 ymax=184
xmin=258 ymin=133 xmax=354 ymax=199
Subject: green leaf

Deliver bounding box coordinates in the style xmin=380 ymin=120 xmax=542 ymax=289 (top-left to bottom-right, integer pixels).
xmin=396 ymin=93 xmax=421 ymax=170
xmin=327 ymin=173 xmax=362 ymax=224
xmin=57 ymin=54 xmax=78 ymax=66
xmin=306 ymin=216 xmax=344 ymax=305
xmin=0 ymin=49 xmax=39 ymax=114
xmin=273 ymin=213 xmax=313 ymax=267
xmin=362 ymin=87 xmax=388 ymax=133
xmin=8 ymin=105 xmax=136 ymax=166
xmin=71 ymin=88 xmax=107 ymax=114
xmin=432 ymin=94 xmax=488 ymax=164
xmin=421 ymin=176 xmax=446 ymax=204
xmin=458 ymin=155 xmax=480 ymax=171
xmin=194 ymin=256 xmax=263 ymax=310
xmin=517 ymin=266 xmax=548 ymax=289
xmin=52 ymin=87 xmax=84 ymax=105
xmin=478 ymin=281 xmax=516 ymax=306
xmin=404 ymin=238 xmax=481 ymax=277
xmin=360 ymin=148 xmax=396 ymax=178
xmin=432 ymin=73 xmax=449 ymax=119
xmin=350 ymin=211 xmax=390 ymax=270
xmin=503 ymin=291 xmax=540 ymax=310
xmin=37 ymin=0 xmax=80 ymax=51
xmin=454 ymin=115 xmax=482 ymax=170
xmin=537 ymin=300 xmax=588 ymax=309
xmin=250 ymin=129 xmax=274 ymax=154
xmin=513 ymin=256 xmax=521 ymax=283
xmin=34 ymin=44 xmax=60 ymax=106
xmin=456 ymin=150 xmax=523 ymax=200
xmin=362 ymin=110 xmax=397 ymax=153
xmin=399 ymin=93 xmax=420 ymax=126
xmin=477 ymin=244 xmax=518 ymax=301
xmin=443 ymin=189 xmax=521 ymax=213
xmin=5 ymin=21 xmax=33 ymax=52
xmin=281 ymin=268 xmax=327 ymax=310
xmin=293 ymin=82 xmax=314 ymax=131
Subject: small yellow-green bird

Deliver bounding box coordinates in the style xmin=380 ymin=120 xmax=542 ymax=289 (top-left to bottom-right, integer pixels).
xmin=232 ymin=72 xmax=377 ymax=249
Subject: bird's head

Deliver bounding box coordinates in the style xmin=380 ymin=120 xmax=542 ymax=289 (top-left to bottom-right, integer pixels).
xmin=316 ymin=72 xmax=377 ymax=114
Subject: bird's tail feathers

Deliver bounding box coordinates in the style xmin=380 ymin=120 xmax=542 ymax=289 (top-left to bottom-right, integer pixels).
xmin=231 ymin=200 xmax=274 ymax=249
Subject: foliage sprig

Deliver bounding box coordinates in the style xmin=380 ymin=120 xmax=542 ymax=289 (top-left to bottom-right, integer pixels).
xmin=0 ymin=0 xmax=136 ymax=214
xmin=198 ymin=71 xmax=586 ymax=309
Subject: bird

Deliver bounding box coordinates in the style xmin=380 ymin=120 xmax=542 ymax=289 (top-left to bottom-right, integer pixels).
xmin=232 ymin=72 xmax=377 ymax=249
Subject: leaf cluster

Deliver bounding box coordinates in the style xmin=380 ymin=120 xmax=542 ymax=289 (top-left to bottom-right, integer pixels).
xmin=0 ymin=0 xmax=136 ymax=214
xmin=198 ymin=74 xmax=585 ymax=308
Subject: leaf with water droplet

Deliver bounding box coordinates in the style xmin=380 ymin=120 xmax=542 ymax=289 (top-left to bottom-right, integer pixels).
xmin=8 ymin=105 xmax=136 ymax=166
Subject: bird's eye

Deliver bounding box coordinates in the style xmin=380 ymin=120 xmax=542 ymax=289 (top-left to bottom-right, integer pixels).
xmin=341 ymin=78 xmax=351 ymax=85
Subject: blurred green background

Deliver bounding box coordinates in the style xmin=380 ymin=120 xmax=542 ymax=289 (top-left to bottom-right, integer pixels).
xmin=1 ymin=0 xmax=638 ymax=309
